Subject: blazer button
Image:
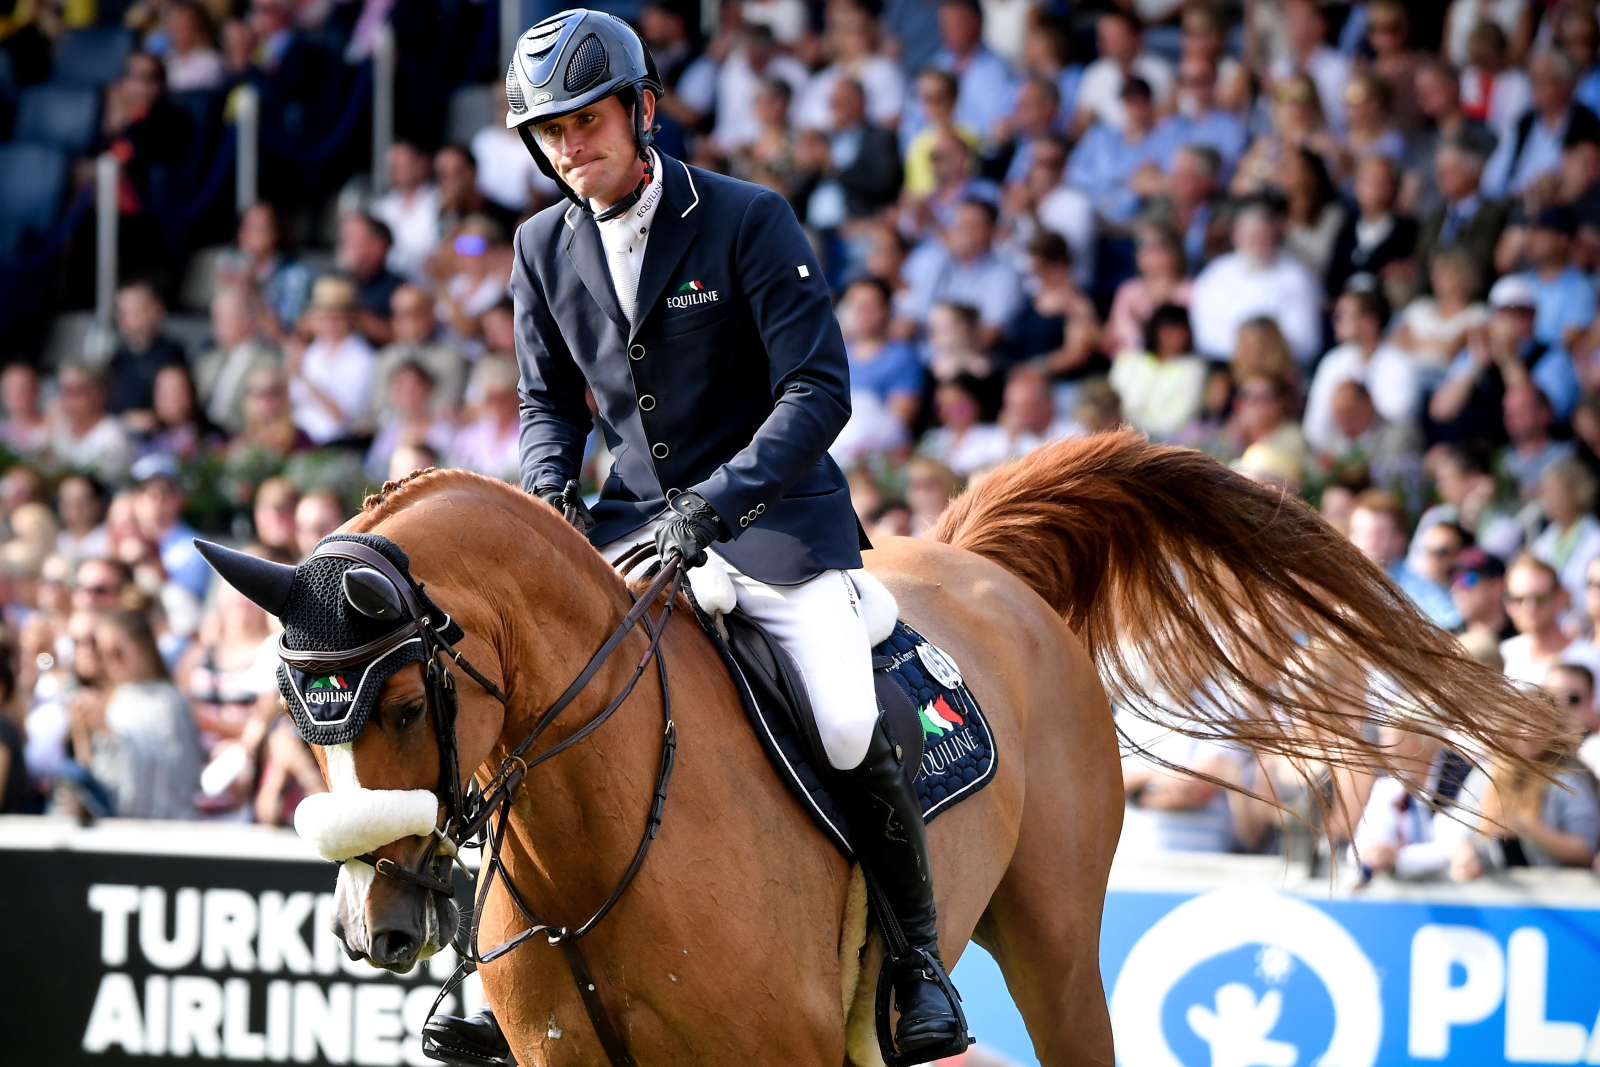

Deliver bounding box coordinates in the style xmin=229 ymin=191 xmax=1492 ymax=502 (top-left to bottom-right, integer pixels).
xmin=629 ymin=344 xmax=646 ymax=360
xmin=652 ymin=443 xmax=670 ymax=459
xmin=756 ymin=503 xmax=765 ymax=514
xmin=739 ymin=516 xmax=750 ymax=528
xmin=639 ymin=394 xmax=657 ymax=411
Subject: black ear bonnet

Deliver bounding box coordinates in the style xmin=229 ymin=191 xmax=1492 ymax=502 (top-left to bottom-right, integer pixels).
xmin=195 ymin=534 xmax=463 ymax=746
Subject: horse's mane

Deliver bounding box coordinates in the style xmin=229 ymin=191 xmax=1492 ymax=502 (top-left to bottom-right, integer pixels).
xmin=931 ymin=429 xmax=1566 ymax=792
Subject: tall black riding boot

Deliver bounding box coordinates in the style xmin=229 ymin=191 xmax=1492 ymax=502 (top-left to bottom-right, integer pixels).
xmin=836 ymin=715 xmax=971 ymax=1065
xmin=421 ymin=1005 xmax=514 ymax=1067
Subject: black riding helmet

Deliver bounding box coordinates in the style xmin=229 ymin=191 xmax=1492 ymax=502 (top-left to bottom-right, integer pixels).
xmin=505 ymin=8 xmax=664 ymax=221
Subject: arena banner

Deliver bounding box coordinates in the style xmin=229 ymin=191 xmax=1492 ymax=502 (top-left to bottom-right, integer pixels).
xmin=0 ymin=818 xmax=484 ymax=1067
xmin=952 ymin=857 xmax=1600 ymax=1067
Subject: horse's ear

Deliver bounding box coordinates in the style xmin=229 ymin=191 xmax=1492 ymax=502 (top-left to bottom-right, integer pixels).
xmin=343 ymin=567 xmax=408 ymax=621
xmin=194 ymin=540 xmax=297 ymax=616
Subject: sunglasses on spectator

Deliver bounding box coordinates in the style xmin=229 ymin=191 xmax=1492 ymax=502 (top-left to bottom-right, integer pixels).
xmin=453 ymin=234 xmax=488 ymax=257
xmin=1551 ymin=690 xmax=1588 ymax=707
xmin=1421 ymin=545 xmax=1457 ymax=558
xmin=1506 ymin=591 xmax=1555 ymax=607
xmin=1237 ymin=387 xmax=1279 ymax=403
xmin=80 ymin=584 xmax=121 ymax=598
xmin=1453 ymin=571 xmax=1487 ymax=589
xmin=1275 ymin=85 xmax=1314 ymax=104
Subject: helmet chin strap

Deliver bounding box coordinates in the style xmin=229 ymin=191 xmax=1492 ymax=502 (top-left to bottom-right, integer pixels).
xmin=519 ymin=92 xmax=658 ymax=222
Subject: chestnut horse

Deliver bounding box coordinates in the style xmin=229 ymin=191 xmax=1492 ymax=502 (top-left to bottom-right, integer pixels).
xmin=316 ymin=430 xmax=1554 ymax=1067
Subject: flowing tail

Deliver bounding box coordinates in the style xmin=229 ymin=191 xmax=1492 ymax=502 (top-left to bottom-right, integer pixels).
xmin=929 ymin=429 xmax=1562 ymax=775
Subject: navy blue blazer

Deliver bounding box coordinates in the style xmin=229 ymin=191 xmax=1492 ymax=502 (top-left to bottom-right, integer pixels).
xmin=511 ymin=153 xmax=866 ymax=586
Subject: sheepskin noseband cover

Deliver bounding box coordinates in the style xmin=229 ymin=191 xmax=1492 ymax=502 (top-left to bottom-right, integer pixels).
xmin=294 ymin=787 xmax=441 ymax=862
xmin=275 ymin=534 xmax=461 ymax=747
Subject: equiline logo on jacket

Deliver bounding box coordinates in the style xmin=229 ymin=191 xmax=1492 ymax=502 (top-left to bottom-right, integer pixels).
xmin=667 ymin=280 xmax=720 ymax=309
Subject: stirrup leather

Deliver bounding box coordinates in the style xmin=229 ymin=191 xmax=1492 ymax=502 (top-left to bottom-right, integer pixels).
xmin=873 ymin=944 xmax=973 ymax=1067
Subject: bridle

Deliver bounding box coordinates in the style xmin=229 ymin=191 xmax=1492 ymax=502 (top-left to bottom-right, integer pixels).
xmin=300 ymin=538 xmax=685 ymax=1067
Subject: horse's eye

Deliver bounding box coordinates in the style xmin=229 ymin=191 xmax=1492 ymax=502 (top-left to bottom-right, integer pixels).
xmin=395 ymin=701 xmax=427 ymax=729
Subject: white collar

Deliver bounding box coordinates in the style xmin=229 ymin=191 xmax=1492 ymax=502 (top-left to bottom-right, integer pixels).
xmin=596 ymin=150 xmax=664 ymax=250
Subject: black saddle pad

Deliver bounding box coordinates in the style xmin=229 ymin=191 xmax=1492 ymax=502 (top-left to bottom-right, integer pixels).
xmin=704 ymin=612 xmax=998 ymax=858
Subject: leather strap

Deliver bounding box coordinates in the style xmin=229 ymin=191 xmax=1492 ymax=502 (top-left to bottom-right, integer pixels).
xmin=561 ymin=939 xmax=639 ymax=1067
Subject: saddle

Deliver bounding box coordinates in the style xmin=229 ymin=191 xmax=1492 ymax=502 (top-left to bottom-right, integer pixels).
xmin=682 ymin=564 xmax=999 ymax=858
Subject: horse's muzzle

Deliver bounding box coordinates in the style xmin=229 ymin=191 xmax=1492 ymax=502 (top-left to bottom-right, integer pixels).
xmin=333 ymin=851 xmax=460 ymax=973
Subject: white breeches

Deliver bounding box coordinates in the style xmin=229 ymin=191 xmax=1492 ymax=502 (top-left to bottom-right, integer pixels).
xmin=600 ymin=526 xmax=880 ymax=770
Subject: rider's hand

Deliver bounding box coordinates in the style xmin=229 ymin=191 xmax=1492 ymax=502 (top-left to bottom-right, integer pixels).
xmin=535 ymin=480 xmax=596 ymax=532
xmin=655 ymin=491 xmax=728 ymax=568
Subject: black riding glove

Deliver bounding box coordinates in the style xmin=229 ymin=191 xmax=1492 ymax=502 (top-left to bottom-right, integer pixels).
xmin=535 ymin=480 xmax=596 ymax=533
xmin=655 ymin=491 xmax=728 ymax=568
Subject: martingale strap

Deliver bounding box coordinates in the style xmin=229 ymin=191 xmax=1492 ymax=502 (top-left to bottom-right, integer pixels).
xmin=412 ymin=554 xmax=684 ymax=1067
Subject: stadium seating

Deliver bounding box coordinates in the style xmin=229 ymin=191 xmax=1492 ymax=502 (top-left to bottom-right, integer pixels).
xmin=52 ymin=26 xmax=133 ymax=88
xmin=0 ymin=142 xmax=68 ymax=257
xmin=13 ymin=83 xmax=100 ymax=155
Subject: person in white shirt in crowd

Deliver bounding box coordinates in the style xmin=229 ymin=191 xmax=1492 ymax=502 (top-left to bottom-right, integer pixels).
xmin=450 ymin=355 xmax=523 ymax=483
xmin=795 ymin=8 xmax=906 ymax=130
xmin=1460 ymin=20 xmax=1532 ymax=143
xmin=1312 ymin=378 xmax=1424 ymax=476
xmin=365 ymin=361 xmax=456 ymax=484
xmin=1482 ymin=49 xmax=1599 ymax=199
xmin=1443 ymin=0 xmax=1534 ymax=70
xmin=991 ymin=363 xmax=1077 ymax=460
xmin=162 ymin=1 xmax=225 ymax=90
xmin=1118 ymin=703 xmax=1248 ymax=855
xmin=1530 ymin=458 xmax=1600 ymax=624
xmin=1304 ymin=286 xmax=1419 ymax=453
xmin=978 ymin=0 xmax=1034 ymax=68
xmin=1391 ymin=248 xmax=1491 ymax=390
xmin=48 ymin=365 xmax=131 ymax=485
xmin=1270 ymin=0 xmax=1351 ymax=134
xmin=1071 ymin=8 xmax=1174 ymax=137
xmin=435 ymin=216 xmax=511 ymax=352
xmin=193 ymin=287 xmax=280 ymax=436
xmin=285 ymin=277 xmax=376 ymax=445
xmin=56 ymin=474 xmax=109 ymax=564
xmin=900 ymin=198 xmax=1022 ymax=350
xmin=1500 ymin=553 xmax=1600 ymax=685
xmin=471 ymin=80 xmax=558 ymax=216
xmin=1190 ymin=195 xmax=1324 ymax=366
xmin=368 ymin=284 xmax=466 ymax=428
xmin=742 ymin=0 xmax=808 ymax=45
xmin=916 ymin=375 xmax=1007 ymax=477
xmin=370 ymin=141 xmax=442 ymax=285
xmin=1351 ymin=719 xmax=1467 ymax=880
xmin=1109 ymin=303 xmax=1207 ymax=440
xmin=714 ymin=24 xmax=811 ymax=152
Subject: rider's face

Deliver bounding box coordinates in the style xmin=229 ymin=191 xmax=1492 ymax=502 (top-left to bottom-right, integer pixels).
xmin=533 ymin=91 xmax=656 ymax=207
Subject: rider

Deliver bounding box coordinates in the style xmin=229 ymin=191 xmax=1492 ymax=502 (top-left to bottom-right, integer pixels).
xmin=422 ymin=9 xmax=967 ymax=1066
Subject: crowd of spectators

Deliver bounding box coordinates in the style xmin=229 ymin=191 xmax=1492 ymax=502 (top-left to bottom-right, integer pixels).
xmin=4 ymin=0 xmax=1600 ymax=881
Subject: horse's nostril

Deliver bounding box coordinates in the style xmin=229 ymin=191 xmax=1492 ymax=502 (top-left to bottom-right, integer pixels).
xmin=370 ymin=928 xmax=418 ymax=962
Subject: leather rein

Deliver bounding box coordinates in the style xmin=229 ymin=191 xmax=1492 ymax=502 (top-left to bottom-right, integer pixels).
xmin=345 ymin=543 xmax=685 ymax=1067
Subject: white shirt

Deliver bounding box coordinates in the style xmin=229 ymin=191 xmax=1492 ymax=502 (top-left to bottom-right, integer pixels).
xmin=1189 ymin=250 xmax=1324 ymax=365
xmin=291 ymin=334 xmax=377 ymax=444
xmin=1302 ymin=341 xmax=1421 ymax=453
xmin=713 ymin=49 xmax=811 ymax=150
xmin=1075 ymin=54 xmax=1175 ymax=131
xmin=794 ymin=57 xmax=907 ymax=130
xmin=471 ymin=125 xmax=557 ymax=212
xmin=50 ymin=416 xmax=129 ymax=483
xmin=371 ymin=184 xmax=442 ymax=284
xmin=1499 ymin=633 xmax=1600 ymax=687
xmin=595 ymin=152 xmax=666 ymax=328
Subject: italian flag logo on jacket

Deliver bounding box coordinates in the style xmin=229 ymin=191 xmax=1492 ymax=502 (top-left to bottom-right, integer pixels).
xmin=677 ymin=279 xmax=706 ymax=292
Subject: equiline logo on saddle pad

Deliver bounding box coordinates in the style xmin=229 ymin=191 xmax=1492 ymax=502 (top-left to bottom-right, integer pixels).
xmin=723 ymin=618 xmax=997 ymax=856
xmin=667 ymin=280 xmax=719 ymax=309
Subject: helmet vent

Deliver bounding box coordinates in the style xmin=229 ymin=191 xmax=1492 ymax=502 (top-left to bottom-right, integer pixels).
xmin=505 ymin=64 xmax=527 ymax=113
xmin=564 ymin=34 xmax=608 ymax=93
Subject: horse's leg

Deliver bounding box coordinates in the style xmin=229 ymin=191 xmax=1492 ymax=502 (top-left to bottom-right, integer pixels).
xmin=979 ymin=627 xmax=1123 ymax=1067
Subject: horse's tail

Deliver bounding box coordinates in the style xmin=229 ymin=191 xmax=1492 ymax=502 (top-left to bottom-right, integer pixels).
xmin=929 ymin=429 xmax=1563 ymax=774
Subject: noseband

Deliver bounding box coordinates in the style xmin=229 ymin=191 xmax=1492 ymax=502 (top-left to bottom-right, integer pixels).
xmin=327 ymin=539 xmax=685 ymax=1067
